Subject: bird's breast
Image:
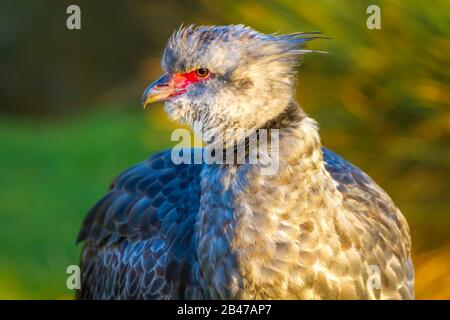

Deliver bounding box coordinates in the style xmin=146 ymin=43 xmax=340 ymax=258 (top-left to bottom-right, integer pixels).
xmin=196 ymin=162 xmax=347 ymax=299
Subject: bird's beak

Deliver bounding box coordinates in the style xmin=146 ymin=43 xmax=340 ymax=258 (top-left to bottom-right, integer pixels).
xmin=142 ymin=73 xmax=178 ymax=108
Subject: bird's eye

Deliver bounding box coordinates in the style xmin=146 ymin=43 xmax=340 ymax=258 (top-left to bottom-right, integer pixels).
xmin=195 ymin=68 xmax=210 ymax=78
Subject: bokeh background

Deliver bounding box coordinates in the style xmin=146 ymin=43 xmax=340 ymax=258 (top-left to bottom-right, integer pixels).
xmin=0 ymin=0 xmax=449 ymax=299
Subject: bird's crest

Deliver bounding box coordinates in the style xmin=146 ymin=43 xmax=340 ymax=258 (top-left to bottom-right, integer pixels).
xmin=163 ymin=24 xmax=328 ymax=73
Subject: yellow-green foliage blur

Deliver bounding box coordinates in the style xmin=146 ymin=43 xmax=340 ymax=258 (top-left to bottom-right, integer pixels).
xmin=0 ymin=0 xmax=448 ymax=299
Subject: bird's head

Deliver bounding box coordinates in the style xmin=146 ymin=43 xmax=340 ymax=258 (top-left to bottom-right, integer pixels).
xmin=143 ymin=24 xmax=323 ymax=144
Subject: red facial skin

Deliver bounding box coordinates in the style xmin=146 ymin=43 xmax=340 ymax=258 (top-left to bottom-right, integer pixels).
xmin=168 ymin=69 xmax=211 ymax=98
xmin=142 ymin=69 xmax=212 ymax=107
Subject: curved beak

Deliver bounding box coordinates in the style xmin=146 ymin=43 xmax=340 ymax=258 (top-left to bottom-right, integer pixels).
xmin=142 ymin=73 xmax=178 ymax=108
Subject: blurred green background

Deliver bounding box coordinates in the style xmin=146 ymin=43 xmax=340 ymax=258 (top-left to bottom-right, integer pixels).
xmin=0 ymin=0 xmax=449 ymax=299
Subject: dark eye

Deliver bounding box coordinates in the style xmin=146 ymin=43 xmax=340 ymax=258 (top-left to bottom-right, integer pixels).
xmin=195 ymin=68 xmax=210 ymax=78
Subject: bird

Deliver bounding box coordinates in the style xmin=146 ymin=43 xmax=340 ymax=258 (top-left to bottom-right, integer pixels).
xmin=76 ymin=25 xmax=414 ymax=300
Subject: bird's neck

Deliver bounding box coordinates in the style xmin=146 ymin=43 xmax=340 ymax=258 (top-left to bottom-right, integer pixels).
xmin=196 ymin=102 xmax=343 ymax=299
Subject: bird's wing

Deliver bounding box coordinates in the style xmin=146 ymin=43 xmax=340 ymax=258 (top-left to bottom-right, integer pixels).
xmin=322 ymin=147 xmax=414 ymax=299
xmin=76 ymin=149 xmax=204 ymax=299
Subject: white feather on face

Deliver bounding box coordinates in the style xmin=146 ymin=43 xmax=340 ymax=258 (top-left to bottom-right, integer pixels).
xmin=161 ymin=24 xmax=322 ymax=144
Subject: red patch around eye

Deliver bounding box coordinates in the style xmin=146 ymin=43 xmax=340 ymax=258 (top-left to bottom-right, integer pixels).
xmin=170 ymin=69 xmax=211 ymax=93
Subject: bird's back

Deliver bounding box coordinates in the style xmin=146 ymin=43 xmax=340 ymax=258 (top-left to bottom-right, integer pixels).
xmin=77 ymin=148 xmax=413 ymax=299
xmin=323 ymin=148 xmax=413 ymax=299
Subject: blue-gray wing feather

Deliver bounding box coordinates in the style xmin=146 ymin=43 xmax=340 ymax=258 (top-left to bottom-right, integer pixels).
xmin=77 ymin=150 xmax=204 ymax=299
